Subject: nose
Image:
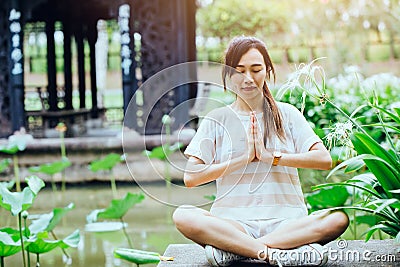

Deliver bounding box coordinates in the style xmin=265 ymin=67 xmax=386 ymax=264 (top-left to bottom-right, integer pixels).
xmin=243 ymin=71 xmax=254 ymax=84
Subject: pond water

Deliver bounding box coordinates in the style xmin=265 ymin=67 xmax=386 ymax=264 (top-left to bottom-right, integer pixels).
xmin=0 ymin=182 xmax=215 ymax=267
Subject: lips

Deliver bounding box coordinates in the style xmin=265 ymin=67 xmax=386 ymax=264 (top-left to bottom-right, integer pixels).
xmin=242 ymin=86 xmax=257 ymax=91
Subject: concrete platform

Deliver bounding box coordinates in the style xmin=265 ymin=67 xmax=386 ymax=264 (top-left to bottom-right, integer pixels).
xmin=158 ymin=240 xmax=399 ymax=266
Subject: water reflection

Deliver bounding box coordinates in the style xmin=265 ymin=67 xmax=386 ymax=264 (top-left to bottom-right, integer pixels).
xmin=0 ymin=183 xmax=214 ymax=266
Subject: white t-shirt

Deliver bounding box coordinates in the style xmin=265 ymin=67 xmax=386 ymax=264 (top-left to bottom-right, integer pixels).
xmin=184 ymin=102 xmax=322 ymax=221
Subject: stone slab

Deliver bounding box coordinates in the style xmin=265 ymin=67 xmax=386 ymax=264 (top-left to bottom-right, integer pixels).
xmin=158 ymin=240 xmax=399 ymax=266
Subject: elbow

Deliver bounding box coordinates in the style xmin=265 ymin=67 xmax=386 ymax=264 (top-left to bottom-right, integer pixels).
xmin=320 ymin=153 xmax=333 ymax=170
xmin=183 ymin=173 xmax=196 ymax=188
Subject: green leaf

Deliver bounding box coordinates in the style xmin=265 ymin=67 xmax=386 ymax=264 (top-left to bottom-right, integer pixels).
xmin=84 ymin=222 xmax=127 ymax=233
xmin=60 ymin=229 xmax=80 ymax=249
xmin=0 ymin=231 xmax=22 ymax=257
xmin=0 ymin=187 xmax=35 ymax=216
xmin=143 ymin=147 xmax=167 ymax=160
xmin=89 ymin=153 xmax=123 ymax=172
xmin=355 ymin=215 xmax=378 ymax=227
xmin=29 ymin=203 xmax=75 ymax=234
xmin=204 ymin=194 xmax=216 ymax=201
xmin=0 ymin=159 xmax=11 ymax=173
xmin=394 ymin=108 xmax=400 ymax=118
xmin=0 ymin=180 xmax=15 ymax=190
xmin=327 ymin=153 xmax=399 ymax=181
xmin=367 ymin=123 xmax=400 ymax=134
xmin=0 ymin=135 xmax=30 ymax=154
xmin=312 ymin=182 xmax=382 ymax=200
xmin=87 ymin=193 xmax=145 ymax=222
xmin=344 ymin=158 xmax=365 ymax=173
xmin=144 ymin=142 xmax=183 ymax=161
xmin=353 ymin=133 xmax=400 ymax=182
xmin=364 ymin=224 xmax=388 ymax=242
xmin=0 ymin=176 xmax=44 ymax=216
xmin=306 ymin=186 xmax=349 ymax=210
xmin=367 ymin=198 xmax=400 ymax=213
xmin=26 ymin=230 xmax=80 ymax=254
xmin=29 ymin=159 xmax=71 ymax=175
xmin=26 ymin=232 xmax=62 ymax=254
xmin=26 ymin=176 xmax=45 ymax=196
xmin=0 ymin=144 xmax=19 ymax=155
xmin=396 ymin=231 xmax=400 ymax=243
xmin=114 ymin=248 xmax=161 ymax=265
xmin=370 ymin=105 xmax=400 ymax=125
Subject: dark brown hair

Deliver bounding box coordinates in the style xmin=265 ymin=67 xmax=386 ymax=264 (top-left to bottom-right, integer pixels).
xmin=222 ymin=36 xmax=285 ymax=143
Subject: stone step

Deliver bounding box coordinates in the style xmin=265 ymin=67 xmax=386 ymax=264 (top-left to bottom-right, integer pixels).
xmin=158 ymin=240 xmax=399 ymax=266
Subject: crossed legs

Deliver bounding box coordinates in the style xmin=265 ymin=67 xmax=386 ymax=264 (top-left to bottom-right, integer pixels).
xmin=173 ymin=205 xmax=349 ymax=260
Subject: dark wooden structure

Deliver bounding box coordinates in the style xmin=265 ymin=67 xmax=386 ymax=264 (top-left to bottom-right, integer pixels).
xmin=0 ymin=0 xmax=197 ymax=137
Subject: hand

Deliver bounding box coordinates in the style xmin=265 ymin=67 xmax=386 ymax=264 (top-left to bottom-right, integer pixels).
xmin=251 ymin=112 xmax=272 ymax=162
xmin=245 ymin=112 xmax=256 ymax=163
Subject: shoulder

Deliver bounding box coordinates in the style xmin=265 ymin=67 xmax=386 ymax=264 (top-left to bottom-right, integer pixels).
xmin=276 ymin=101 xmax=301 ymax=117
xmin=204 ymin=106 xmax=234 ymax=120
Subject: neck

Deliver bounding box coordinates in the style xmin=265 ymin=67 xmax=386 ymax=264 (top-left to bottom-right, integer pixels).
xmin=232 ymin=96 xmax=264 ymax=114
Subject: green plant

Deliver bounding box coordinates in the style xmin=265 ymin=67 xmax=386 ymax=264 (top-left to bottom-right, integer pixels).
xmin=279 ymin=59 xmax=400 ymax=242
xmin=0 ymin=228 xmax=33 ymax=267
xmin=0 ymin=159 xmax=11 ymax=174
xmin=28 ymin=159 xmax=71 ymax=193
xmin=86 ymin=192 xmax=145 ymax=249
xmin=55 ymin=123 xmax=68 ymax=192
xmin=25 ymin=230 xmax=79 ymax=267
xmin=89 ymin=153 xmax=124 ymax=198
xmin=0 ymin=177 xmax=80 ymax=267
xmin=0 ymin=176 xmax=44 ymax=267
xmin=144 ymin=115 xmax=183 ymax=185
xmin=114 ymin=248 xmax=173 ymax=266
xmin=0 ymin=138 xmax=28 ymax=192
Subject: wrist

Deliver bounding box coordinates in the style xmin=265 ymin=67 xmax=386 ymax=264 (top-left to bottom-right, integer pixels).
xmin=272 ymin=151 xmax=282 ymax=166
xmin=258 ymin=149 xmax=272 ymax=163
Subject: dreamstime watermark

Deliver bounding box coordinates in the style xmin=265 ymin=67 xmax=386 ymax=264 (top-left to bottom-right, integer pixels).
xmin=257 ymin=240 xmax=397 ymax=264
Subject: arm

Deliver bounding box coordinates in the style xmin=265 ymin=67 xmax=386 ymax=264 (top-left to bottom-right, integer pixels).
xmin=251 ymin=113 xmax=332 ymax=170
xmin=184 ymin=113 xmax=256 ymax=188
xmin=269 ymin=142 xmax=332 ymax=170
xmin=183 ymin=154 xmax=250 ymax=188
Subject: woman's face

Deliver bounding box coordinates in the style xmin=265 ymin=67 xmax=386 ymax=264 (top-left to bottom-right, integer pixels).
xmin=230 ymin=48 xmax=267 ymax=100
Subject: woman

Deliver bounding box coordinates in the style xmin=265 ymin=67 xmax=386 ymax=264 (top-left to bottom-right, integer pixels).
xmin=173 ymin=36 xmax=349 ymax=266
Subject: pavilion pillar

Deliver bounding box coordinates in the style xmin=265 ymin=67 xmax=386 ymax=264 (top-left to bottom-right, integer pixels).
xmin=118 ymin=4 xmax=137 ymax=113
xmin=76 ymin=23 xmax=86 ymax=109
xmin=8 ymin=0 xmax=25 ymax=132
xmin=119 ymin=4 xmax=137 ymax=128
xmin=63 ymin=19 xmax=73 ymax=110
xmin=171 ymin=0 xmax=197 ymax=130
xmin=87 ymin=19 xmax=98 ymax=118
xmin=0 ymin=1 xmax=12 ymax=137
xmin=45 ymin=16 xmax=58 ymax=111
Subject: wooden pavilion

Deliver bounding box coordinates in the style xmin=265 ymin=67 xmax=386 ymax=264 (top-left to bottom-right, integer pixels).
xmin=0 ymin=0 xmax=197 ymax=138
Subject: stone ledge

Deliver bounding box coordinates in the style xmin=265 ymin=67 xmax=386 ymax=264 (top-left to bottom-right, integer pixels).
xmin=158 ymin=240 xmax=399 ymax=266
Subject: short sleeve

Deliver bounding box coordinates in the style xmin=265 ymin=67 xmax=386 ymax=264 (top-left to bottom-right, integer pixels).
xmin=184 ymin=116 xmax=216 ymax=164
xmin=286 ymin=104 xmax=322 ymax=153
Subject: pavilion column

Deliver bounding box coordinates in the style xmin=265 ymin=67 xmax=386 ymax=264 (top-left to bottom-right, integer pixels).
xmin=87 ymin=19 xmax=98 ymax=118
xmin=76 ymin=23 xmax=86 ymax=109
xmin=0 ymin=1 xmax=12 ymax=137
xmin=119 ymin=4 xmax=137 ymax=128
xmin=45 ymin=16 xmax=58 ymax=111
xmin=170 ymin=0 xmax=197 ymax=131
xmin=63 ymin=19 xmax=73 ymax=110
xmin=8 ymin=0 xmax=25 ymax=132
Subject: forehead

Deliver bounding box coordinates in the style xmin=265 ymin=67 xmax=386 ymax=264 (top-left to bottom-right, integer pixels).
xmin=237 ymin=48 xmax=264 ymax=66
